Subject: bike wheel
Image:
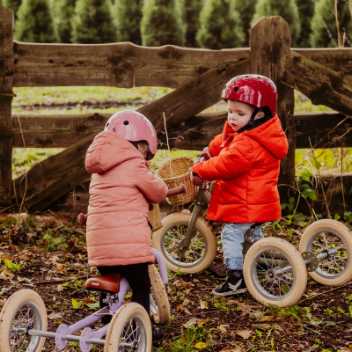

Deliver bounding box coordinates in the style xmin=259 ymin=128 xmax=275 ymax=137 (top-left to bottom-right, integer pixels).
xmin=104 ymin=303 xmax=152 ymax=352
xmin=0 ymin=289 xmax=47 ymax=352
xmin=152 ymin=212 xmax=216 ymax=274
xmin=148 ymin=265 xmax=170 ymax=324
xmin=243 ymin=237 xmax=307 ymax=307
xmin=299 ymin=219 xmax=352 ymax=286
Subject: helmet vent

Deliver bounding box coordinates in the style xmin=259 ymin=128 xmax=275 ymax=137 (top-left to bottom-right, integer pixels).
xmin=123 ymin=120 xmax=129 ymax=125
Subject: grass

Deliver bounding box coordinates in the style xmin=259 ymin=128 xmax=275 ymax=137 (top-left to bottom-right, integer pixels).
xmin=11 ymin=86 xmax=352 ymax=178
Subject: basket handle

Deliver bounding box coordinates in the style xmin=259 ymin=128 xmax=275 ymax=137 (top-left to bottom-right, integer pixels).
xmin=167 ymin=184 xmax=186 ymax=196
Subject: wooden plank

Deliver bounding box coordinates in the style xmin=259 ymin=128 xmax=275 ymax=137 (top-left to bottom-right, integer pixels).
xmin=0 ymin=6 xmax=14 ymax=206
xmin=9 ymin=112 xmax=352 ymax=148
xmin=11 ymin=59 xmax=249 ymax=211
xmin=284 ymin=51 xmax=352 ymax=116
xmin=13 ymin=42 xmax=250 ymax=88
xmin=250 ymin=16 xmax=295 ymax=188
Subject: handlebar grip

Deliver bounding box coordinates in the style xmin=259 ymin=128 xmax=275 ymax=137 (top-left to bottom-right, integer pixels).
xmin=167 ymin=184 xmax=186 ymax=196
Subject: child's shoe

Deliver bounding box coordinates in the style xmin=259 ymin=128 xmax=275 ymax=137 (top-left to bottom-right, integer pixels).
xmin=212 ymin=270 xmax=247 ymax=296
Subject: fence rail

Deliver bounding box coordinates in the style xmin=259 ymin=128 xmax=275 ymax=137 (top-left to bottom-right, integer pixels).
xmin=1 ymin=6 xmax=351 ymax=212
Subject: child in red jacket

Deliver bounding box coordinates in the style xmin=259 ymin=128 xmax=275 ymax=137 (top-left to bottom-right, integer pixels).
xmin=192 ymin=74 xmax=288 ymax=296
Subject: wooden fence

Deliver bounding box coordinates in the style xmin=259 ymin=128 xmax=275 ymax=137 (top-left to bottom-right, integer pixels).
xmin=0 ymin=6 xmax=352 ymax=212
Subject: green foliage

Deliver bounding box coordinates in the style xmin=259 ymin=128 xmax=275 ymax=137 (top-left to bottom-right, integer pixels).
xmin=179 ymin=0 xmax=204 ymax=47
xmin=3 ymin=0 xmax=22 ymax=16
xmin=233 ymin=0 xmax=256 ymax=45
xmin=42 ymin=230 xmax=68 ymax=251
xmin=72 ymin=0 xmax=116 ymax=43
xmin=2 ymin=258 xmax=23 ymax=272
xmin=141 ymin=0 xmax=185 ymax=46
xmin=296 ymin=0 xmax=314 ymax=47
xmin=252 ymin=0 xmax=301 ymax=44
xmin=161 ymin=323 xmax=211 ymax=352
xmin=49 ymin=0 xmax=76 ymax=42
xmin=310 ymin=0 xmax=352 ymax=47
xmin=111 ymin=0 xmax=143 ymax=43
xmin=197 ymin=0 xmax=244 ymax=49
xmin=15 ymin=0 xmax=55 ymax=42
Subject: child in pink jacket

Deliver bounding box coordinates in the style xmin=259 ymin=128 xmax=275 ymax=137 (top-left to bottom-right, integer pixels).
xmin=85 ymin=110 xmax=168 ymax=314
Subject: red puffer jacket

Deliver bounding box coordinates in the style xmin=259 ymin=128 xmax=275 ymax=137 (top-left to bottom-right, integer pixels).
xmin=192 ymin=115 xmax=288 ymax=223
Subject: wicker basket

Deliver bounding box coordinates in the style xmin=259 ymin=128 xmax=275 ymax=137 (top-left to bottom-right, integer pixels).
xmin=158 ymin=157 xmax=196 ymax=206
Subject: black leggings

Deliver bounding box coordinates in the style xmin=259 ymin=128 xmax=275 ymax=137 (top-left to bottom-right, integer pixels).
xmin=98 ymin=263 xmax=151 ymax=313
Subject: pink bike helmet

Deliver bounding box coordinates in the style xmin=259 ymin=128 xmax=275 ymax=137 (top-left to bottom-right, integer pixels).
xmin=105 ymin=110 xmax=157 ymax=159
xmin=222 ymin=74 xmax=277 ymax=114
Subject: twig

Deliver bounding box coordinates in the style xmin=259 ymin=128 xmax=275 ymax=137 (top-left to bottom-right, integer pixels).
xmin=299 ymin=282 xmax=352 ymax=304
xmin=35 ymin=275 xmax=87 ymax=285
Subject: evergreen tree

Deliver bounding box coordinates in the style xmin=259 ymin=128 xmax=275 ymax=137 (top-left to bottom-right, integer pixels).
xmin=296 ymin=0 xmax=314 ymax=47
xmin=233 ymin=0 xmax=256 ymax=45
xmin=72 ymin=0 xmax=116 ymax=43
xmin=49 ymin=0 xmax=76 ymax=42
xmin=3 ymin=0 xmax=22 ymax=16
xmin=310 ymin=0 xmax=352 ymax=47
xmin=179 ymin=0 xmax=204 ymax=47
xmin=197 ymin=0 xmax=244 ymax=49
xmin=141 ymin=0 xmax=185 ymax=46
xmin=112 ymin=0 xmax=143 ymax=43
xmin=15 ymin=0 xmax=55 ymax=42
xmin=252 ymin=0 xmax=301 ymax=44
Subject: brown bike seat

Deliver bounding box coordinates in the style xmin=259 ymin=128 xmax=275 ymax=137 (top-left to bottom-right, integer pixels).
xmin=84 ymin=274 xmax=121 ymax=293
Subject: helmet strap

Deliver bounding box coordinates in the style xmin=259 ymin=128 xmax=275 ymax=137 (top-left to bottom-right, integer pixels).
xmin=237 ymin=107 xmax=273 ymax=133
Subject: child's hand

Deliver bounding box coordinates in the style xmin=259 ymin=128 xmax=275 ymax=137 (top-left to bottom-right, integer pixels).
xmin=77 ymin=213 xmax=87 ymax=225
xmin=200 ymin=147 xmax=211 ymax=161
xmin=191 ymin=173 xmax=203 ymax=186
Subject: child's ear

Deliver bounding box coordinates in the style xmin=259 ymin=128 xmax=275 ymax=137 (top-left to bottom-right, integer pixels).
xmin=254 ymin=111 xmax=265 ymax=120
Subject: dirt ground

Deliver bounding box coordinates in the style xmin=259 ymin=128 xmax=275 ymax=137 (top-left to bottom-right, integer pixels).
xmin=0 ymin=213 xmax=351 ymax=352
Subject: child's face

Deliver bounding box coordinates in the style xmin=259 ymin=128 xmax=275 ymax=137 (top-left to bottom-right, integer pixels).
xmin=227 ymin=100 xmax=255 ymax=131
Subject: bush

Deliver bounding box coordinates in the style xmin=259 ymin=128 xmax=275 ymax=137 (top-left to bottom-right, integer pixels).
xmin=234 ymin=0 xmax=257 ymax=45
xmin=197 ymin=0 xmax=244 ymax=49
xmin=49 ymin=0 xmax=76 ymax=42
xmin=141 ymin=0 xmax=185 ymax=46
xmin=72 ymin=0 xmax=116 ymax=43
xmin=3 ymin=0 xmax=22 ymax=17
xmin=252 ymin=0 xmax=301 ymax=44
xmin=296 ymin=0 xmax=314 ymax=47
xmin=179 ymin=0 xmax=204 ymax=47
xmin=310 ymin=0 xmax=352 ymax=47
xmin=112 ymin=0 xmax=143 ymax=43
xmin=15 ymin=0 xmax=55 ymax=42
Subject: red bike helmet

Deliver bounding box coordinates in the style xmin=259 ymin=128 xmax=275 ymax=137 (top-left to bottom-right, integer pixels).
xmin=105 ymin=110 xmax=157 ymax=159
xmin=222 ymin=74 xmax=277 ymax=114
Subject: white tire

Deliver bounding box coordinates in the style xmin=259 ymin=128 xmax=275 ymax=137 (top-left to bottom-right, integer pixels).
xmin=299 ymin=219 xmax=352 ymax=286
xmin=104 ymin=303 xmax=152 ymax=352
xmin=149 ymin=265 xmax=170 ymax=324
xmin=0 ymin=289 xmax=47 ymax=352
xmin=152 ymin=212 xmax=216 ymax=274
xmin=244 ymin=237 xmax=307 ymax=307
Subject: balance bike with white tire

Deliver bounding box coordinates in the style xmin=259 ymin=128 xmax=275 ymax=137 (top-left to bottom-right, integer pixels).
xmin=243 ymin=237 xmax=308 ymax=307
xmin=0 ymin=289 xmax=48 ymax=352
xmin=153 ymin=212 xmax=217 ymax=274
xmin=299 ymin=219 xmax=352 ymax=286
xmin=104 ymin=302 xmax=152 ymax=352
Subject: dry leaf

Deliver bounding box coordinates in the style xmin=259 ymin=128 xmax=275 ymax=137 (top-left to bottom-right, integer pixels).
xmin=236 ymin=329 xmax=252 ymax=339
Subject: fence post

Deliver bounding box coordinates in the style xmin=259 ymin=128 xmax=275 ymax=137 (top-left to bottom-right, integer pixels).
xmin=0 ymin=7 xmax=14 ymax=207
xmin=249 ymin=16 xmax=296 ymax=191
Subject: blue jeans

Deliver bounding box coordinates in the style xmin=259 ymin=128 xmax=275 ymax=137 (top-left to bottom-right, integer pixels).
xmin=221 ymin=223 xmax=263 ymax=270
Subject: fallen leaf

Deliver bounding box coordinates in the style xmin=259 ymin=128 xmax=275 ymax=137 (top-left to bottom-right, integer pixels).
xmin=194 ymin=341 xmax=207 ymax=350
xmin=236 ymin=329 xmax=252 ymax=339
xmin=200 ymin=300 xmax=208 ymax=309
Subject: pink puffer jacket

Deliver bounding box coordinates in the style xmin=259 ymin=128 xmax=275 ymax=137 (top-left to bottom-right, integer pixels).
xmin=85 ymin=131 xmax=168 ymax=266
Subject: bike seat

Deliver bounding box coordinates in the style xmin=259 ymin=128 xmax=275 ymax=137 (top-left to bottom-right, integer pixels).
xmin=84 ymin=274 xmax=121 ymax=293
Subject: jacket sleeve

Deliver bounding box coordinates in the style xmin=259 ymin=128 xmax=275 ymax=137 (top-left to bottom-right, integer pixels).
xmin=208 ymin=134 xmax=223 ymax=157
xmin=135 ymin=160 xmax=168 ymax=203
xmin=192 ymin=137 xmax=254 ymax=180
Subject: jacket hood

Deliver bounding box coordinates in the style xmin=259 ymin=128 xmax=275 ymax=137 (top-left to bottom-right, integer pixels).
xmin=85 ymin=131 xmax=144 ymax=174
xmin=244 ymin=115 xmax=288 ymax=160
